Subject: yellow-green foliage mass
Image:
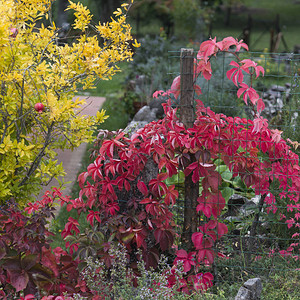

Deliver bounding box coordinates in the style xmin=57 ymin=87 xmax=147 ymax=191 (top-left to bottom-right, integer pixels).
xmin=0 ymin=0 xmax=137 ymax=204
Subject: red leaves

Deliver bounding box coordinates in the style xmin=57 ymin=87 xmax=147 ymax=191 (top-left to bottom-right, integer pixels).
xmin=240 ymin=59 xmax=264 ymax=78
xmin=195 ymin=59 xmax=212 ymax=80
xmin=237 ymin=83 xmax=259 ymax=105
xmin=105 ymin=202 xmax=120 ymax=216
xmin=140 ymin=197 xmax=166 ymax=216
xmin=226 ymin=61 xmax=244 ymax=86
xmin=149 ymin=173 xmax=168 ymax=197
xmin=197 ymin=191 xmax=226 ymax=218
xmin=198 ymin=36 xmax=248 ymax=63
xmin=170 ymin=75 xmax=181 ymax=99
xmin=184 ymin=162 xmax=215 ymax=184
xmin=87 ymin=210 xmax=101 ymax=226
xmin=32 ymin=35 xmax=300 ymax=298
xmin=188 ymin=272 xmax=214 ymax=292
xmin=174 ymin=249 xmax=196 ymax=272
xmin=7 ymin=269 xmax=29 ymax=292
xmin=61 ymin=217 xmax=80 ymax=239
xmin=199 ymin=37 xmax=221 ymax=60
xmin=256 ymin=98 xmax=265 ymax=114
xmin=164 ymin=185 xmax=178 ymax=206
xmin=252 ymin=116 xmax=268 ymax=133
xmin=100 ymin=132 xmax=126 ymax=158
xmin=192 ymin=232 xmax=204 ymax=249
xmin=222 ymin=36 xmax=248 ymax=51
xmin=87 ymin=157 xmax=103 ymax=181
xmin=271 ymin=129 xmax=283 ymax=143
xmin=154 ymin=226 xmax=174 ymax=251
xmin=137 ymin=180 xmax=148 ymax=196
xmin=41 ymin=247 xmax=59 ymax=277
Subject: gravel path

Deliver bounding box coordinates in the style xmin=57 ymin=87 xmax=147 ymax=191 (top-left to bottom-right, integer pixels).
xmin=39 ymin=96 xmax=106 ymax=200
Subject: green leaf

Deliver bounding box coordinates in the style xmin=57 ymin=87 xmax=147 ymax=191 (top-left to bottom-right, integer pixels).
xmin=214 ymin=159 xmax=223 ymax=166
xmin=216 ymin=165 xmax=227 ymax=173
xmin=233 ymin=176 xmax=247 ymax=191
xmin=165 ymin=171 xmax=185 ymax=185
xmin=221 ymin=171 xmax=233 ymax=182
xmin=221 ymin=187 xmax=235 ymax=202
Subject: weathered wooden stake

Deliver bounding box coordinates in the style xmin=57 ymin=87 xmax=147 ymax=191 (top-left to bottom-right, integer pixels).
xmin=179 ymin=48 xmax=199 ymax=250
xmin=180 ymin=48 xmax=194 ymax=128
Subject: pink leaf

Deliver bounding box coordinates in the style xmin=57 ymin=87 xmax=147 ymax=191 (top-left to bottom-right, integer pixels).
xmin=194 ymin=84 xmax=202 ymax=96
xmin=199 ymin=37 xmax=219 ymax=59
xmin=176 ymin=249 xmax=188 ymax=259
xmin=216 ymin=222 xmax=228 ymax=238
xmin=252 ymin=116 xmax=268 ymax=133
xmin=153 ymin=90 xmax=165 ymax=98
xmin=137 ymin=180 xmax=148 ymax=196
xmin=170 ymin=76 xmax=181 ymax=99
xmin=192 ymin=232 xmax=203 ymax=249
xmin=271 ymin=129 xmax=283 ymax=143
xmin=256 ymin=98 xmax=265 ymax=113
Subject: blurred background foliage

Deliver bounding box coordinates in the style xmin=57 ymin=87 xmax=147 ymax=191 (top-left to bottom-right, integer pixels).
xmin=52 ymin=0 xmax=300 ymax=52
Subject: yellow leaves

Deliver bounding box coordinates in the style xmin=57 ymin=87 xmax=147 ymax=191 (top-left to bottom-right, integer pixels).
xmin=0 ymin=0 xmax=136 ymax=203
xmin=46 ymin=91 xmax=59 ymax=121
xmin=15 ymin=139 xmax=35 ymax=159
xmin=132 ymin=39 xmax=141 ymax=48
xmin=113 ymin=8 xmax=123 ymax=17
xmin=121 ymin=3 xmax=129 ymax=10
xmin=95 ymin=109 xmax=109 ymax=124
xmin=0 ymin=136 xmax=13 ymax=154
xmin=67 ymin=1 xmax=93 ymax=31
xmin=37 ymin=160 xmax=64 ymax=178
xmin=0 ymin=178 xmax=12 ymax=198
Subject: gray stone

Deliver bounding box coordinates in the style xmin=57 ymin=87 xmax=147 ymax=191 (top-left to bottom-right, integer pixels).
xmin=275 ymin=98 xmax=284 ymax=110
xmin=235 ymin=278 xmax=262 ymax=300
xmin=285 ymin=88 xmax=291 ymax=100
xmin=270 ymin=85 xmax=285 ymax=92
xmin=268 ymin=90 xmax=282 ymax=99
xmin=227 ymin=194 xmax=259 ymax=218
xmin=291 ymin=112 xmax=299 ymax=128
xmin=133 ymin=106 xmax=158 ymax=122
xmin=228 ymin=194 xmax=248 ymax=215
xmin=239 ymin=200 xmax=257 ymax=217
xmin=244 ymin=278 xmax=262 ymax=299
xmin=225 ymin=216 xmax=241 ymax=222
xmin=250 ymin=195 xmax=261 ymax=205
xmin=148 ymin=98 xmax=167 ymax=117
xmin=235 ymin=286 xmax=252 ymax=300
xmin=124 ymin=121 xmax=148 ymax=137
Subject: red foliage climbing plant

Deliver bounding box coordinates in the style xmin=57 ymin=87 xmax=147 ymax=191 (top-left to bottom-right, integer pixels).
xmin=27 ymin=36 xmax=300 ymax=296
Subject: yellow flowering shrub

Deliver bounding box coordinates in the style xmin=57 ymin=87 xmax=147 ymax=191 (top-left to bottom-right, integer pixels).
xmin=0 ymin=0 xmax=138 ymax=203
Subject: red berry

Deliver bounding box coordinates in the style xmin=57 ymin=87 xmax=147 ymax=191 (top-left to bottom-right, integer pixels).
xmin=10 ymin=28 xmax=18 ymax=38
xmin=34 ymin=103 xmax=44 ymax=113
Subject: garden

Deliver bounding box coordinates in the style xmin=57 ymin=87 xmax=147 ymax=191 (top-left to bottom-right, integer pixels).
xmin=1 ymin=0 xmax=300 ymax=299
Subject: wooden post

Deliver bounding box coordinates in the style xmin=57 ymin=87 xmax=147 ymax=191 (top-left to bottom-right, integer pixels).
xmin=180 ymin=48 xmax=194 ymax=128
xmin=179 ymin=48 xmax=199 ymax=251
